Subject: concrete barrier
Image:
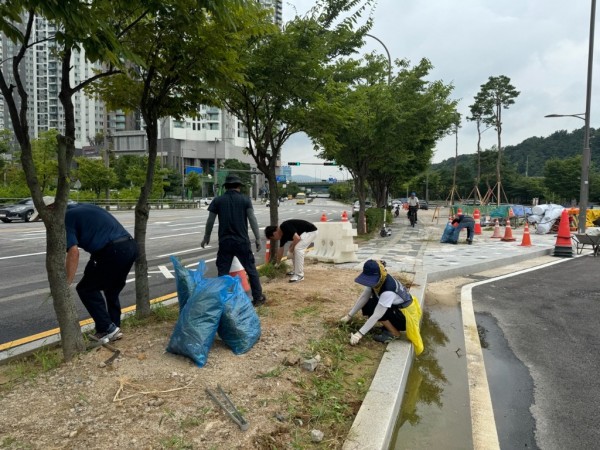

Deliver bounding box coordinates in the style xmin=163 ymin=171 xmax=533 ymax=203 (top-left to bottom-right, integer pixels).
xmin=307 ymin=222 xmax=358 ymax=263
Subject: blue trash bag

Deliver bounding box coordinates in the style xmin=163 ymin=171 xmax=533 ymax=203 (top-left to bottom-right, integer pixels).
xmin=218 ymin=276 xmax=261 ymax=355
xmin=170 ymin=256 xmax=207 ymax=310
xmin=440 ymin=223 xmax=456 ymax=243
xmin=166 ymin=262 xmax=229 ymax=367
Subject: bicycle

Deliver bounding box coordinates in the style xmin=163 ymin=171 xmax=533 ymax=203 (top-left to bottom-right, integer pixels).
xmin=408 ymin=206 xmax=417 ymax=228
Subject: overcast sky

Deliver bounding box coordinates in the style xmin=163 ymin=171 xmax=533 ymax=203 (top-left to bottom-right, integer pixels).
xmin=281 ymin=0 xmax=599 ymax=179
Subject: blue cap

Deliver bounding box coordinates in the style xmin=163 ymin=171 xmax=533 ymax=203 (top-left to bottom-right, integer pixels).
xmin=411 ymin=192 xmax=416 ymax=196
xmin=355 ymin=260 xmax=383 ymax=287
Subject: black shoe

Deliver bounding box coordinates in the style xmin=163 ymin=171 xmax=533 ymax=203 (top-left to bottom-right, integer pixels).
xmin=252 ymin=295 xmax=266 ymax=307
xmin=373 ymin=329 xmax=395 ymax=343
xmin=467 ymin=239 xmax=473 ymax=245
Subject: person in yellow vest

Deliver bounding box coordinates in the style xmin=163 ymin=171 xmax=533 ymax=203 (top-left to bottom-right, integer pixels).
xmin=340 ymin=260 xmax=424 ymax=355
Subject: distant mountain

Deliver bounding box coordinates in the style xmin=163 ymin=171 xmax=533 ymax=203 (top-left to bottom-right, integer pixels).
xmin=433 ymin=126 xmax=599 ymax=177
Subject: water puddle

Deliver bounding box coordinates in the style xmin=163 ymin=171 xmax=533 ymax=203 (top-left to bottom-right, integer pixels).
xmin=391 ymin=302 xmax=472 ymax=449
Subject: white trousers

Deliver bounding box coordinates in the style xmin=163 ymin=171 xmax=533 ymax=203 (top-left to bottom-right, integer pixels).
xmin=288 ymin=230 xmax=318 ymax=277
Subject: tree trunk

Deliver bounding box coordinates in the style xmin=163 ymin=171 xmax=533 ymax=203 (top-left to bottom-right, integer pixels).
xmin=267 ymin=171 xmax=280 ymax=262
xmin=45 ymin=213 xmax=85 ymax=359
xmin=134 ymin=118 xmax=158 ymax=318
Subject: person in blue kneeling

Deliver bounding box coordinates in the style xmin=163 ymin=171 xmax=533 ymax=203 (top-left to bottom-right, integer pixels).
xmin=451 ymin=214 xmax=475 ymax=244
xmin=340 ymin=260 xmax=424 ymax=355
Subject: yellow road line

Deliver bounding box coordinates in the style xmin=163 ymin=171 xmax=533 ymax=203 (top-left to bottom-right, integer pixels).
xmin=0 ymin=292 xmax=178 ymax=352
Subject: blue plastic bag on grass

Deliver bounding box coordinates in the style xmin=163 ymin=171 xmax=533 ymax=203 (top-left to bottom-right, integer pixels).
xmin=440 ymin=223 xmax=456 ymax=243
xmin=218 ymin=277 xmax=261 ymax=355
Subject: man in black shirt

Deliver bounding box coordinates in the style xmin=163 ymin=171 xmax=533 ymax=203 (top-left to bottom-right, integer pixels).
xmin=265 ymin=219 xmax=318 ymax=282
xmin=201 ymin=175 xmax=265 ymax=305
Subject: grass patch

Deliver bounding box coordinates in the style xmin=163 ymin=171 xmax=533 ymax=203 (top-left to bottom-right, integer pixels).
xmin=258 ymin=261 xmax=290 ymax=279
xmin=122 ymin=303 xmax=179 ymax=330
xmin=159 ymin=436 xmax=193 ymax=450
xmin=0 ymin=347 xmax=62 ymax=393
xmin=257 ymin=365 xmax=286 ymax=379
xmin=269 ymin=324 xmax=384 ymax=447
xmin=293 ymin=305 xmax=320 ymax=318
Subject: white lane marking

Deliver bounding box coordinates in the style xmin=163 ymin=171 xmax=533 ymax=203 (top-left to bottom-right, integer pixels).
xmin=168 ymin=226 xmax=204 ymax=232
xmin=148 ymin=231 xmax=203 ymax=239
xmin=185 ymin=257 xmax=215 ymax=268
xmin=12 ymin=237 xmax=47 ymax=241
xmin=0 ymin=251 xmax=46 ymax=260
xmin=158 ymin=265 xmax=174 ymax=279
xmin=155 ymin=247 xmax=208 ymax=258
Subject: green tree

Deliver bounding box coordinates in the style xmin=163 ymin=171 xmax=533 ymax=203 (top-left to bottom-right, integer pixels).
xmin=0 ymin=0 xmax=138 ymax=359
xmin=74 ymin=157 xmax=117 ymax=198
xmin=185 ymin=171 xmax=201 ymax=197
xmin=544 ymin=156 xmax=582 ymax=203
xmin=216 ymin=0 xmax=372 ymax=240
xmin=0 ymin=129 xmax=11 ymax=175
xmin=30 ymin=129 xmax=60 ymax=193
xmin=314 ymin=56 xmax=456 ymax=233
xmin=471 ymin=75 xmax=520 ymax=205
xmin=92 ymin=0 xmax=267 ymax=316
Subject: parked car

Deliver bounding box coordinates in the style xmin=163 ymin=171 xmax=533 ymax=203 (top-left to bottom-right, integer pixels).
xmin=266 ymin=199 xmax=280 ymax=207
xmin=0 ymin=198 xmax=76 ymax=223
xmin=419 ymin=200 xmax=429 ymax=210
xmin=0 ymin=198 xmax=36 ymax=222
xmin=352 ymin=200 xmax=373 ymax=214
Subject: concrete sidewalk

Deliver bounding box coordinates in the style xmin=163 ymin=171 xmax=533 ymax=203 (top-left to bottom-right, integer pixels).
xmin=341 ymin=208 xmax=562 ymax=450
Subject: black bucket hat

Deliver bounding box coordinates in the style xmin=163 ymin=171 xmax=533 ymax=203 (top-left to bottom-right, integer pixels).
xmin=223 ymin=175 xmax=243 ymax=187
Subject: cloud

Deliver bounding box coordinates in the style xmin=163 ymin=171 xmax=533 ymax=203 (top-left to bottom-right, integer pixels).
xmin=282 ymin=0 xmax=599 ymax=168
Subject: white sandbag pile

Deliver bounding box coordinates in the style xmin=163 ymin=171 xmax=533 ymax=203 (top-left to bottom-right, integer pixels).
xmin=528 ymin=204 xmax=564 ymax=234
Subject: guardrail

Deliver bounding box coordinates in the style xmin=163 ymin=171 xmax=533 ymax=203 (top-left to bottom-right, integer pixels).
xmin=0 ymin=198 xmax=203 ymax=211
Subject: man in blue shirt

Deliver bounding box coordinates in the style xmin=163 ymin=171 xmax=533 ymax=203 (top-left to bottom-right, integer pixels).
xmin=32 ymin=197 xmax=138 ymax=342
xmin=201 ymin=175 xmax=265 ymax=306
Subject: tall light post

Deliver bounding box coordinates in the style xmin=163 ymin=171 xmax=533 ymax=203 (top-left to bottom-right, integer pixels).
xmin=180 ymin=146 xmax=185 ymax=201
xmin=365 ymin=32 xmax=392 ymax=200
xmin=545 ymin=0 xmax=596 ymax=233
xmin=365 ymin=33 xmax=392 ymax=85
xmin=213 ymin=138 xmax=219 ymax=197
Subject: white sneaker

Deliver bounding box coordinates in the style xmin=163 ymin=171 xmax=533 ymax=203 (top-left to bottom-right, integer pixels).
xmin=106 ymin=326 xmax=123 ymax=342
xmin=289 ymin=275 xmax=304 ymax=283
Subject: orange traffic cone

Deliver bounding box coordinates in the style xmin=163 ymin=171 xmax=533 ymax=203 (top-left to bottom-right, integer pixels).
xmin=519 ymin=222 xmax=532 ymax=247
xmin=229 ymin=256 xmax=251 ymax=292
xmin=473 ymin=209 xmax=482 ymax=235
xmin=501 ymin=219 xmax=516 ymax=242
xmin=490 ymin=219 xmax=502 ymax=238
xmin=265 ymin=240 xmax=271 ymax=263
xmin=341 ymin=211 xmax=348 ymax=222
xmin=553 ymin=209 xmax=573 ymax=257
xmin=320 ymin=213 xmax=327 ymax=222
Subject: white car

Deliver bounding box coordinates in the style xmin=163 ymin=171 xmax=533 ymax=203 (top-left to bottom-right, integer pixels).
xmin=352 ymin=200 xmax=373 ymax=214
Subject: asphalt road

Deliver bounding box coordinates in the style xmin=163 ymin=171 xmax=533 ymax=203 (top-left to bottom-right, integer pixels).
xmin=473 ymin=256 xmax=600 ymax=450
xmin=0 ymin=197 xmax=348 ymax=345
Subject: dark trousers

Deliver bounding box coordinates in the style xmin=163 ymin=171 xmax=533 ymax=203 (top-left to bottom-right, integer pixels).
xmin=215 ymin=238 xmax=262 ymax=302
xmin=453 ymin=219 xmax=475 ymax=241
xmin=361 ymin=296 xmax=407 ymax=331
xmin=77 ymin=239 xmax=138 ymax=333
xmin=408 ymin=205 xmax=418 ymax=222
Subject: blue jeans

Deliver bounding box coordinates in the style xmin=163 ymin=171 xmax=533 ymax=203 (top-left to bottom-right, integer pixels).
xmin=77 ymin=238 xmax=138 ymax=333
xmin=215 ymin=238 xmax=262 ymax=302
xmin=452 ymin=221 xmax=475 ymax=242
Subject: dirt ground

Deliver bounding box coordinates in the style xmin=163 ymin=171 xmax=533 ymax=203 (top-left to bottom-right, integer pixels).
xmin=0 ymin=263 xmax=392 ymax=450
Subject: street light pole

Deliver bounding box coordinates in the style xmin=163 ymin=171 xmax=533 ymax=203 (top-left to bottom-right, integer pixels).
xmin=543 ymin=0 xmax=596 ymax=233
xmin=581 ymin=0 xmax=596 ymax=233
xmin=213 ymin=138 xmax=219 ymax=197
